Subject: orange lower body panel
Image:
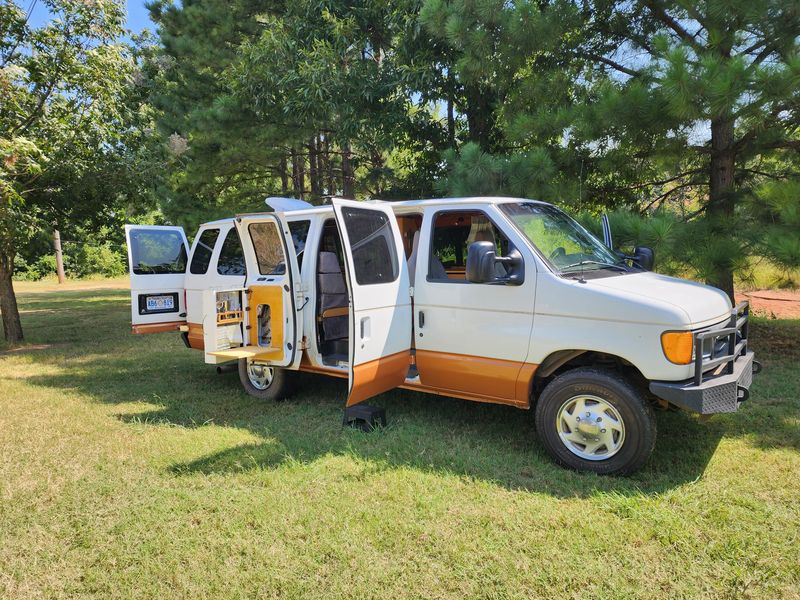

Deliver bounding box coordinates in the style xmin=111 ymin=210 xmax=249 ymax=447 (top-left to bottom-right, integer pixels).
xmin=187 ymin=323 xmax=204 ymax=350
xmin=131 ymin=321 xmax=184 ymax=335
xmin=414 ymin=350 xmax=537 ymax=408
xmin=297 ymin=350 xmax=537 ymax=409
xmin=347 ymin=350 xmax=410 ymax=407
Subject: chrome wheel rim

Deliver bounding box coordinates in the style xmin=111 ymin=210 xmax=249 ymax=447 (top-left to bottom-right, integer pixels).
xmin=247 ymin=362 xmax=274 ymax=390
xmin=556 ymin=394 xmax=625 ymax=461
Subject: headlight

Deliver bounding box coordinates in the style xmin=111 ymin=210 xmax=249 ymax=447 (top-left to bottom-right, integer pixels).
xmin=661 ymin=331 xmax=694 ymax=365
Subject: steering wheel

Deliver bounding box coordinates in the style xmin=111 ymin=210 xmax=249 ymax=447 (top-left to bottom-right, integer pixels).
xmin=549 ymin=247 xmax=566 ymax=262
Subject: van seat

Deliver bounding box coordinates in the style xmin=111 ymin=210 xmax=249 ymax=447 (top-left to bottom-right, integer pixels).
xmin=317 ymin=252 xmax=348 ymax=341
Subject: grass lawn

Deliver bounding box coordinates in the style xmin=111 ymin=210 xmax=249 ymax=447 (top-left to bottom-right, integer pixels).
xmin=1 ymin=280 xmax=799 ymax=598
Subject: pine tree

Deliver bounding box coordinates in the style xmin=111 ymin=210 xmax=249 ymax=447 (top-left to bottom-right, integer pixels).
xmin=427 ymin=0 xmax=800 ymax=299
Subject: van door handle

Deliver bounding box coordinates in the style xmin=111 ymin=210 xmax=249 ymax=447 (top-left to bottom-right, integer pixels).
xmin=418 ymin=311 xmax=424 ymax=328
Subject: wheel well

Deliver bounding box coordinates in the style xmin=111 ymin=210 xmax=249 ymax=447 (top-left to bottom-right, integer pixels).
xmin=533 ymin=350 xmax=651 ymax=404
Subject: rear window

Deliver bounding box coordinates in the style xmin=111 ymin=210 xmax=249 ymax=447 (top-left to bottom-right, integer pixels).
xmin=341 ymin=207 xmax=398 ymax=285
xmin=217 ymin=228 xmax=246 ymax=276
xmin=190 ymin=228 xmax=220 ymax=274
xmin=129 ymin=229 xmax=187 ymax=275
xmin=248 ymin=222 xmax=287 ymax=275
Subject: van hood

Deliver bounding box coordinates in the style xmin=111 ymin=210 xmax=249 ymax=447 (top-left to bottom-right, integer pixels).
xmin=588 ymin=271 xmax=732 ymax=327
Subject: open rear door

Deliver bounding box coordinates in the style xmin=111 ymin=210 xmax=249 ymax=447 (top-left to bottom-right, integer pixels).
xmin=205 ymin=213 xmax=303 ymax=368
xmin=332 ymin=199 xmax=412 ymax=406
xmin=125 ymin=225 xmax=189 ymax=334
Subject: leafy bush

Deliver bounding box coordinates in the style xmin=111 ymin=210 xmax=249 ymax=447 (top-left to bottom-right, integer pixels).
xmin=64 ymin=242 xmax=127 ymax=278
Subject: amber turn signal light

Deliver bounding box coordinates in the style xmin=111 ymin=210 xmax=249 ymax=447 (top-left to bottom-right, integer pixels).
xmin=661 ymin=331 xmax=694 ymax=365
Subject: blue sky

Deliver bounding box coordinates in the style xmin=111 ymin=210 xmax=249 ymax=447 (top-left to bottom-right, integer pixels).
xmin=29 ymin=0 xmax=156 ymax=34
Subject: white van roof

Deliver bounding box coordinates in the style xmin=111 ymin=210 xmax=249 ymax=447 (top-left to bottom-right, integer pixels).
xmin=201 ymin=197 xmax=555 ymax=228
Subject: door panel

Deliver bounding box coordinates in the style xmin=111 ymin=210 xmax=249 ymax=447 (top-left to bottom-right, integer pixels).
xmin=234 ymin=214 xmax=303 ymax=368
xmin=125 ymin=225 xmax=189 ymax=332
xmin=332 ymin=199 xmax=412 ymax=407
xmin=413 ymin=206 xmax=537 ymax=403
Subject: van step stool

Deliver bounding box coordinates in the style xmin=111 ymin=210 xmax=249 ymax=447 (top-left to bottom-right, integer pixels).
xmin=343 ymin=404 xmax=386 ymax=432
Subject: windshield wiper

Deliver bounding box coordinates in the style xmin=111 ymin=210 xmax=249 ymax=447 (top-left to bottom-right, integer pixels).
xmin=560 ymin=260 xmax=629 ymax=273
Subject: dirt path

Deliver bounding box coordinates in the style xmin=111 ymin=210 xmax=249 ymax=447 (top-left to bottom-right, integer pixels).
xmin=736 ymin=289 xmax=800 ymax=319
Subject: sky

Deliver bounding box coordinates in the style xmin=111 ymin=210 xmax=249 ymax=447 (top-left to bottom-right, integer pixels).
xmin=28 ymin=0 xmax=156 ymax=35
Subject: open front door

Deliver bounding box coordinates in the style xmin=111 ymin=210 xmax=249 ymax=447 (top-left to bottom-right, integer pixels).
xmin=332 ymin=199 xmax=412 ymax=406
xmin=223 ymin=213 xmax=303 ymax=368
xmin=125 ymin=225 xmax=189 ymax=333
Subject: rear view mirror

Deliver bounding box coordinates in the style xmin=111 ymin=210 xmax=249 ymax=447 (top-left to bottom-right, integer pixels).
xmin=466 ymin=241 xmax=524 ymax=285
xmin=633 ymin=246 xmax=655 ymax=271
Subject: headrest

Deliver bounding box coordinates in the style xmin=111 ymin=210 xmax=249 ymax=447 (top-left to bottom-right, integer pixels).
xmin=318 ymin=251 xmax=341 ymax=274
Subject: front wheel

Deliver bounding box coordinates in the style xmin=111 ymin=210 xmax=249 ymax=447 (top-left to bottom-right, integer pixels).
xmin=238 ymin=358 xmax=294 ymax=400
xmin=534 ymin=368 xmax=656 ymax=475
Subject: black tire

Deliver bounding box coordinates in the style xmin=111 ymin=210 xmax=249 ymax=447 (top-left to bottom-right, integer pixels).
xmin=237 ymin=358 xmax=295 ymax=400
xmin=534 ymin=368 xmax=656 ymax=475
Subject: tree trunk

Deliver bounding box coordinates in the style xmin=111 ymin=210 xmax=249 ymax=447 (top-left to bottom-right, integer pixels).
xmin=0 ymin=250 xmax=23 ymax=343
xmin=279 ymin=154 xmax=289 ymax=195
xmin=342 ymin=142 xmax=355 ymax=199
xmin=290 ymin=147 xmax=304 ymax=200
xmin=464 ymin=83 xmax=496 ymax=152
xmin=308 ymin=135 xmax=320 ymax=198
xmin=325 ymin=136 xmax=336 ymax=196
xmin=53 ymin=228 xmax=66 ymax=284
xmin=447 ymin=74 xmax=456 ymax=148
xmin=708 ymin=117 xmax=736 ymax=302
xmin=297 ymin=146 xmax=306 ymax=200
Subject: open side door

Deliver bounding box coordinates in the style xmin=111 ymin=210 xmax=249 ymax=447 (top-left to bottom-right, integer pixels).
xmin=332 ymin=199 xmax=412 ymax=406
xmin=125 ymin=225 xmax=189 ymax=334
xmin=205 ymin=213 xmax=303 ymax=367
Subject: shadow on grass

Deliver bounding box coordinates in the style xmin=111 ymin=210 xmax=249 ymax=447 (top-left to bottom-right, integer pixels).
xmin=16 ymin=303 xmax=796 ymax=498
xmin=23 ymin=344 xmax=739 ymax=498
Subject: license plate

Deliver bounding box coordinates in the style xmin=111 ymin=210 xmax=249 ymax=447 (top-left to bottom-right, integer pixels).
xmin=146 ymin=295 xmax=175 ymax=311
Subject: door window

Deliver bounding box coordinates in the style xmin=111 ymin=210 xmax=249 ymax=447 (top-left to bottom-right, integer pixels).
xmin=428 ymin=211 xmax=514 ymax=282
xmin=190 ymin=228 xmax=220 ymax=274
xmin=216 ymin=228 xmax=246 ymax=276
xmin=248 ymin=222 xmax=287 ymax=275
xmin=129 ymin=229 xmax=188 ymax=275
xmin=288 ymin=219 xmax=311 ymax=272
xmin=340 ymin=206 xmax=398 ymax=285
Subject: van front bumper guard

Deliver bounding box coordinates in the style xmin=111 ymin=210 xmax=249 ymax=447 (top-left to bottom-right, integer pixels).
xmin=649 ymin=301 xmax=762 ymax=414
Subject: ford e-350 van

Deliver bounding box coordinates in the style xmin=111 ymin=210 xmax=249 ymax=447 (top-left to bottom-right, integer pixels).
xmin=125 ymin=197 xmax=760 ymax=475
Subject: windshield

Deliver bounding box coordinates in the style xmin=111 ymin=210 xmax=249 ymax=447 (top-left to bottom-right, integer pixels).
xmin=499 ymin=202 xmax=624 ymax=273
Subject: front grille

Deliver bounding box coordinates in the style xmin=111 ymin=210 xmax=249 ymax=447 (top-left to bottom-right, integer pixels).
xmin=692 ymin=301 xmax=750 ymax=386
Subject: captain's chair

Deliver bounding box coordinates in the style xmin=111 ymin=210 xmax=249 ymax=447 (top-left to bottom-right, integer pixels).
xmin=317 ymin=251 xmax=348 ymax=341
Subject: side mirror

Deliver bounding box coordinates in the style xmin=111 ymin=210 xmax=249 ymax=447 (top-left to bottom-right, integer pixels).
xmin=466 ymin=241 xmax=525 ymax=285
xmin=633 ymin=246 xmax=655 ymax=271
xmin=466 ymin=241 xmax=496 ymax=283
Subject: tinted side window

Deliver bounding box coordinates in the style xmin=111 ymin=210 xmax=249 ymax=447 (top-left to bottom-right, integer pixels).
xmin=341 ymin=207 xmax=398 ymax=285
xmin=189 ymin=228 xmax=220 ymax=274
xmin=248 ymin=222 xmax=287 ymax=275
xmin=288 ymin=220 xmax=311 ymax=272
xmin=130 ymin=229 xmax=187 ymax=275
xmin=217 ymin=228 xmax=246 ymax=276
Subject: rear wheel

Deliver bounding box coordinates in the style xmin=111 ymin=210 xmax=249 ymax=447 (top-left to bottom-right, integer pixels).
xmin=534 ymin=368 xmax=656 ymax=475
xmin=238 ymin=358 xmax=294 ymax=400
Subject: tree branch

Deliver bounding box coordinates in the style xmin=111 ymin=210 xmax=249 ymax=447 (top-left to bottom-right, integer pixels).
xmin=578 ymin=52 xmax=642 ymax=77
xmin=642 ymin=1 xmax=704 ymax=54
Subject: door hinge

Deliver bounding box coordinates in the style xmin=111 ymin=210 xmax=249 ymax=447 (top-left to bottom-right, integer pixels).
xmin=409 ymin=286 xmax=414 ymax=298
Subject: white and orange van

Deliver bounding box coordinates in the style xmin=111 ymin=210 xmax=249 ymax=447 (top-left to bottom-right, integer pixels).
xmin=125 ymin=197 xmax=759 ymax=475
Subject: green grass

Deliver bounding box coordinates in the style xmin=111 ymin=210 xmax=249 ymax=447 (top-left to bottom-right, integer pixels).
xmin=1 ymin=281 xmax=799 ymax=598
